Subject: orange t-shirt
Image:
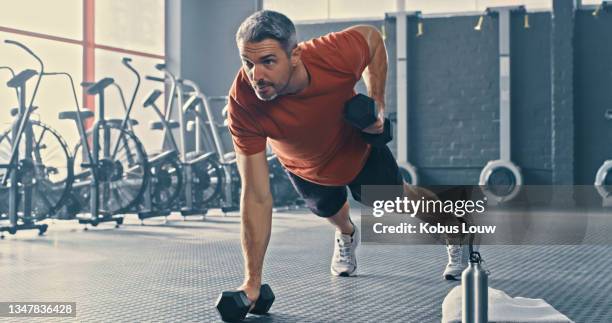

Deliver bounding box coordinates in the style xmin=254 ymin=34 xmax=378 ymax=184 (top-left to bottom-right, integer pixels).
xmin=227 ymin=29 xmax=372 ymax=186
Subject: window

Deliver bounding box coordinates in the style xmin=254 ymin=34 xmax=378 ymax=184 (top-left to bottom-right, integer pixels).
xmin=330 ymin=0 xmax=397 ymax=19
xmin=403 ymin=0 xmax=551 ymax=14
xmin=94 ymin=49 xmax=164 ymax=151
xmin=0 ymin=0 xmax=82 ymax=39
xmin=264 ymin=0 xmax=553 ymax=21
xmin=579 ymin=0 xmax=602 ymax=5
xmin=95 ymin=0 xmax=164 ymax=55
xmin=0 ymin=32 xmax=83 ymax=147
xmin=264 ymin=0 xmax=330 ymax=21
xmin=0 ymin=1 xmax=165 ymax=149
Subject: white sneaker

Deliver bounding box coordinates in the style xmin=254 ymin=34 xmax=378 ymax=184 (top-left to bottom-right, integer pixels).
xmin=443 ymin=244 xmax=470 ymax=281
xmin=331 ymin=224 xmax=360 ymax=277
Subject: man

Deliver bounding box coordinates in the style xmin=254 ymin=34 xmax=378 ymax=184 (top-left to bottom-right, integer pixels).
xmin=227 ymin=10 xmax=469 ymax=303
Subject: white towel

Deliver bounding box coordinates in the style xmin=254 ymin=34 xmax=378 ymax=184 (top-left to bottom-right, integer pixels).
xmin=442 ymin=286 xmax=573 ymax=323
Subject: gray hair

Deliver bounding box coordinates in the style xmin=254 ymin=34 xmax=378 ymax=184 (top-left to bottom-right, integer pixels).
xmin=235 ymin=10 xmax=297 ymax=56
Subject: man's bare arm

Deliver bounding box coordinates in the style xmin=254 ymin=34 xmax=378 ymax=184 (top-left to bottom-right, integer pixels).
xmin=346 ymin=25 xmax=388 ymax=112
xmin=236 ymin=150 xmax=273 ymax=301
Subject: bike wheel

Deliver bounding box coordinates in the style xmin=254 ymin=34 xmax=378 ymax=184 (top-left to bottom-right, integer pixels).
xmin=190 ymin=156 xmax=224 ymax=208
xmin=0 ymin=121 xmax=73 ymax=220
xmin=73 ymin=123 xmax=148 ymax=214
xmin=150 ymin=155 xmax=183 ymax=210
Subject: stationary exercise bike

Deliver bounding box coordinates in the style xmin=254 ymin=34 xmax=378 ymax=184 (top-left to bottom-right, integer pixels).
xmin=137 ymin=88 xmax=184 ymax=220
xmin=192 ymin=87 xmax=302 ymax=211
xmin=0 ymin=40 xmax=74 ymax=237
xmin=61 ymin=73 xmax=149 ymax=228
xmin=595 ymin=108 xmax=612 ymax=206
xmin=83 ymin=58 xmax=184 ymax=222
xmin=144 ymin=65 xmax=223 ymax=217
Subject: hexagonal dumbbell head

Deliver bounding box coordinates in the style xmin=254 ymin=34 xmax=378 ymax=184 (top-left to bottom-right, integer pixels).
xmin=344 ymin=94 xmax=393 ymax=147
xmin=344 ymin=93 xmax=377 ymax=130
xmin=215 ymin=290 xmax=250 ymax=322
xmin=249 ymin=284 xmax=275 ymax=315
xmin=361 ymin=117 xmax=393 ymax=146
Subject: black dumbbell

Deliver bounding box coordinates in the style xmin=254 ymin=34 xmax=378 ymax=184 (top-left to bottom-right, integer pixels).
xmin=215 ymin=284 xmax=275 ymax=322
xmin=344 ymin=93 xmax=392 ymax=147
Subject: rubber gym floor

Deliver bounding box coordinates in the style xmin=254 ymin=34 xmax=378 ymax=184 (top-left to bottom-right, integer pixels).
xmin=1 ymin=208 xmax=611 ymax=323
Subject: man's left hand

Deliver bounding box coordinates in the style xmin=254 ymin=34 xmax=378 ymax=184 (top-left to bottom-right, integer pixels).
xmin=362 ymin=103 xmax=384 ymax=135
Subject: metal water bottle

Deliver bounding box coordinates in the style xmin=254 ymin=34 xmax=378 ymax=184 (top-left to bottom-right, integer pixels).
xmin=462 ymin=251 xmax=488 ymax=323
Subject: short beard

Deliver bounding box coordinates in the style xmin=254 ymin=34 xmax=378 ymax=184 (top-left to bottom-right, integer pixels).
xmin=254 ymin=61 xmax=293 ymax=102
xmin=256 ymin=92 xmax=278 ymax=101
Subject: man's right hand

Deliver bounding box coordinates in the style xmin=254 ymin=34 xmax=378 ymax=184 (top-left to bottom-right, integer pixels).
xmin=238 ymin=280 xmax=261 ymax=305
xmin=235 ymin=150 xmax=273 ymax=308
xmin=362 ymin=102 xmax=385 ymax=135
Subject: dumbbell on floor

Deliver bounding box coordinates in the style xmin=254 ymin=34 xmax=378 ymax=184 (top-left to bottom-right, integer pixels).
xmin=344 ymin=93 xmax=392 ymax=147
xmin=215 ymin=284 xmax=275 ymax=322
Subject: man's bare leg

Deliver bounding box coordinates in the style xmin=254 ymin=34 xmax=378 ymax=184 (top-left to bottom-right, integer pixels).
xmin=403 ymin=183 xmax=472 ymax=279
xmin=326 ymin=201 xmax=354 ymax=235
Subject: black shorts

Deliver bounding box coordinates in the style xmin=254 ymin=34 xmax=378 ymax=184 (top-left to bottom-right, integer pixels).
xmin=286 ymin=145 xmax=404 ymax=217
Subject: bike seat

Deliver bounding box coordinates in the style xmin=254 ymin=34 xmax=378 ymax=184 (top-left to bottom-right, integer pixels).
xmin=10 ymin=106 xmax=38 ymax=117
xmin=143 ymin=89 xmax=163 ymax=107
xmin=85 ymin=77 xmax=114 ymax=95
xmin=186 ymin=120 xmax=226 ymax=132
xmin=58 ymin=110 xmax=94 ymax=121
xmin=150 ymin=120 xmax=180 ymax=130
xmin=107 ymin=118 xmax=139 ymax=127
xmin=184 ymin=95 xmax=202 ymax=112
xmin=6 ymin=69 xmax=37 ymax=88
xmin=149 ymin=149 xmax=179 ymax=163
xmin=185 ymin=151 xmax=217 ymax=164
xmin=223 ymin=152 xmax=236 ymax=163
